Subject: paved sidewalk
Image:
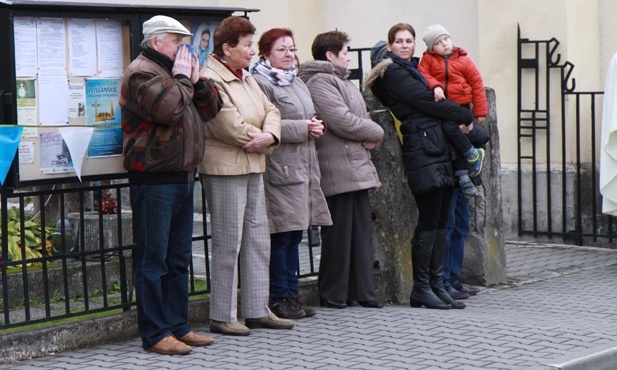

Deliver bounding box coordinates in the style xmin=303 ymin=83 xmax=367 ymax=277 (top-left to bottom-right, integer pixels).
xmin=4 ymin=242 xmax=617 ymax=369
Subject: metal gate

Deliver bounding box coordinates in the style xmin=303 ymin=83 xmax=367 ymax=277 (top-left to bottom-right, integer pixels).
xmin=517 ymin=26 xmax=614 ymax=245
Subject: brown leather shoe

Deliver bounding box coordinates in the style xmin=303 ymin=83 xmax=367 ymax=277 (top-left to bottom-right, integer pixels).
xmin=245 ymin=309 xmax=294 ymax=330
xmin=209 ymin=320 xmax=250 ymax=336
xmin=270 ymin=299 xmax=305 ymax=319
xmin=290 ymin=297 xmax=316 ymax=317
xmin=177 ymin=331 xmax=215 ymax=347
xmin=145 ymin=335 xmax=192 ymax=355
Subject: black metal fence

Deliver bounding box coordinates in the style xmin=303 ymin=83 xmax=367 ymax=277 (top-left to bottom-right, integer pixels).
xmin=0 ymin=178 xmax=321 ymax=329
xmin=517 ymin=26 xmax=614 ymax=244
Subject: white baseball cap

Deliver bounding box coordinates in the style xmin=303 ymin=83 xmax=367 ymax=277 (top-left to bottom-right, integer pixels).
xmin=143 ymin=15 xmax=192 ymax=37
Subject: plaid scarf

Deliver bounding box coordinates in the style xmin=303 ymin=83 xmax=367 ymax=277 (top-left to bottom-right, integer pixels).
xmin=250 ymin=57 xmax=296 ymax=86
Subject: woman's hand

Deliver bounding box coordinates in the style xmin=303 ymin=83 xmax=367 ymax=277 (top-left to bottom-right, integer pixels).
xmin=243 ymin=132 xmax=275 ymax=153
xmin=362 ymin=141 xmax=379 ymax=150
xmin=308 ymin=117 xmax=324 ymax=139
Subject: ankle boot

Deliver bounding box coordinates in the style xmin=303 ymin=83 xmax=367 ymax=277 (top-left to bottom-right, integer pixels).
xmin=409 ymin=230 xmax=451 ymax=309
xmin=430 ymin=229 xmax=466 ymax=309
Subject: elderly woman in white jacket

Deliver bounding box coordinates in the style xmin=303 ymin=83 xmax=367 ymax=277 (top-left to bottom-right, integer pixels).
xmin=251 ymin=28 xmax=332 ymax=319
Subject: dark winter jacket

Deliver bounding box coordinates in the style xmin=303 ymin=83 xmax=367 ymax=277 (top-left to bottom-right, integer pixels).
xmin=120 ymin=48 xmax=220 ymax=184
xmin=364 ymin=57 xmax=474 ymax=195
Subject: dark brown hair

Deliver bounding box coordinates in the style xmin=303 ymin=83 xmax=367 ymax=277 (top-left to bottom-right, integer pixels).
xmin=311 ymin=30 xmax=350 ymax=61
xmin=212 ymin=16 xmax=256 ymax=57
xmin=387 ymin=23 xmax=416 ymax=45
xmin=258 ymin=28 xmax=294 ymax=57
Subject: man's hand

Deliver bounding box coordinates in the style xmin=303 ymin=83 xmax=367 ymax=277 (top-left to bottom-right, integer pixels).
xmin=172 ymin=45 xmax=193 ymax=80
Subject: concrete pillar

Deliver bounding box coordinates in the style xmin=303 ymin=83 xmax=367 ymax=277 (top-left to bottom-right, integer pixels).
xmin=364 ymin=87 xmax=506 ymax=304
xmin=462 ymin=88 xmax=507 ymax=286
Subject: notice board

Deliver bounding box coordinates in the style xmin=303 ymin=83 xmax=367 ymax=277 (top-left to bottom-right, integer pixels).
xmin=0 ymin=1 xmax=255 ymax=186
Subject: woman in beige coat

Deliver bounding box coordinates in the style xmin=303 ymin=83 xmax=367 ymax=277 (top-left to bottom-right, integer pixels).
xmin=251 ymin=28 xmax=332 ymax=319
xmin=199 ymin=16 xmax=290 ymax=336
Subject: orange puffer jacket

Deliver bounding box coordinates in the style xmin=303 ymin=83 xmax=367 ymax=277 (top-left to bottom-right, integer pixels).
xmin=418 ymin=47 xmax=488 ymax=118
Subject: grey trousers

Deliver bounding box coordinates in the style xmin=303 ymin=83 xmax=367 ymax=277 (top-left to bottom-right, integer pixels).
xmin=201 ymin=173 xmax=270 ymax=322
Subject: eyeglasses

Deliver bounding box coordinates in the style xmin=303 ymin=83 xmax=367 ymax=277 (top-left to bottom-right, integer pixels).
xmin=274 ymin=47 xmax=298 ymax=54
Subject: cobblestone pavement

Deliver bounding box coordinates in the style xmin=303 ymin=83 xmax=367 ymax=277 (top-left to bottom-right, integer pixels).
xmin=4 ymin=242 xmax=617 ymax=369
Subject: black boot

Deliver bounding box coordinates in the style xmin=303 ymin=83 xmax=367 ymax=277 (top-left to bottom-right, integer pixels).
xmin=430 ymin=229 xmax=466 ymax=309
xmin=409 ymin=230 xmax=451 ymax=309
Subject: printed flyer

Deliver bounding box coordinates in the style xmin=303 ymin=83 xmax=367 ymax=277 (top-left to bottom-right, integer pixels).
xmin=40 ymin=132 xmax=75 ymax=174
xmin=87 ymin=126 xmax=123 ymax=158
xmin=85 ymin=78 xmax=121 ymax=126
xmin=16 ymin=79 xmax=37 ymax=125
xmin=68 ymin=82 xmax=86 ymax=119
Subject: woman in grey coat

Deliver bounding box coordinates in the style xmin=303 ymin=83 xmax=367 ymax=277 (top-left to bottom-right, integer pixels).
xmin=298 ymin=30 xmax=384 ymax=309
xmin=251 ymin=28 xmax=332 ymax=319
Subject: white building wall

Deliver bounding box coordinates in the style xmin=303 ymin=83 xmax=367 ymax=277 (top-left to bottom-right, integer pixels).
xmin=31 ymin=0 xmax=617 ymax=238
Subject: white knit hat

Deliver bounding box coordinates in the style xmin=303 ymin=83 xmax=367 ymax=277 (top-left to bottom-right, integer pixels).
xmin=422 ymin=24 xmax=450 ymax=51
xmin=143 ymin=15 xmax=192 ymax=37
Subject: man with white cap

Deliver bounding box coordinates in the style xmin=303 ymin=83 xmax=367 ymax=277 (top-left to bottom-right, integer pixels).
xmin=120 ymin=15 xmax=220 ymax=355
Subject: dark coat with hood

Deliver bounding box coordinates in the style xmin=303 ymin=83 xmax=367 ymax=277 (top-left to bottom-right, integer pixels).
xmin=364 ymin=57 xmax=474 ymax=195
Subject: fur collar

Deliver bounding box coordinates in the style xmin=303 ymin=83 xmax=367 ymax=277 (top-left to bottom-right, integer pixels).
xmin=363 ymin=58 xmax=392 ymax=91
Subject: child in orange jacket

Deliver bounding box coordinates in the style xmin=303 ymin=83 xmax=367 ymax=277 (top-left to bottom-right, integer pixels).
xmin=419 ymin=24 xmax=488 ymax=197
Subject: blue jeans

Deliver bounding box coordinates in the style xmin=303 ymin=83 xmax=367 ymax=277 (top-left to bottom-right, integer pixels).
xmin=269 ymin=230 xmax=303 ymax=304
xmin=130 ymin=182 xmax=194 ymax=349
xmin=444 ymin=187 xmax=470 ymax=288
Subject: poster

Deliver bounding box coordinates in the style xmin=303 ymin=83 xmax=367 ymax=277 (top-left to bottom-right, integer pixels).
xmin=38 ymin=69 xmax=69 ymax=125
xmin=19 ymin=142 xmax=35 ymax=164
xmin=191 ymin=21 xmax=219 ymax=70
xmin=13 ymin=17 xmax=38 ymax=77
xmin=68 ymin=82 xmax=86 ymax=119
xmin=16 ymin=79 xmax=37 ymax=126
xmin=96 ymin=20 xmax=124 ymax=77
xmin=37 ymin=18 xmax=67 ymax=70
xmin=87 ymin=127 xmax=123 ymax=158
xmin=85 ymin=78 xmax=121 ymax=125
xmin=40 ymin=132 xmax=75 ymax=174
xmin=68 ymin=19 xmax=97 ymax=76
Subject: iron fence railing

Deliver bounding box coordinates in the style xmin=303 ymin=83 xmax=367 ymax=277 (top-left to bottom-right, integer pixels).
xmin=0 ymin=179 xmax=321 ymax=329
xmin=517 ymin=26 xmax=614 ymax=244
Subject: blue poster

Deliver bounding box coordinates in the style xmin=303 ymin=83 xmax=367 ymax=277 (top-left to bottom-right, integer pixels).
xmin=85 ymin=78 xmax=121 ymax=126
xmin=0 ymin=126 xmax=24 ymax=185
xmin=87 ymin=126 xmax=123 ymax=158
